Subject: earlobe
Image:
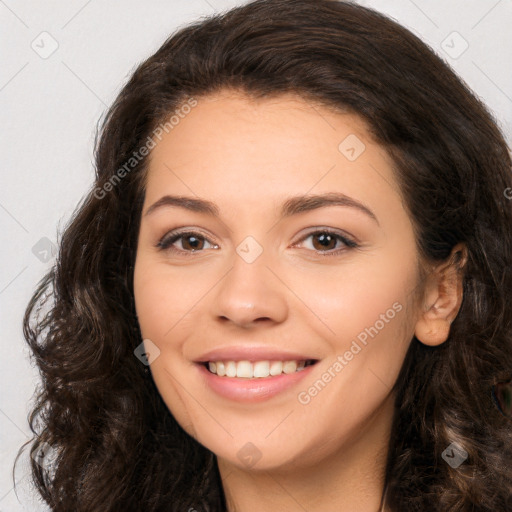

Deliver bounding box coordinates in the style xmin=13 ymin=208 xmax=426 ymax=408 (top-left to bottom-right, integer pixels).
xmin=415 ymin=317 xmax=451 ymax=346
xmin=414 ymin=243 xmax=467 ymax=347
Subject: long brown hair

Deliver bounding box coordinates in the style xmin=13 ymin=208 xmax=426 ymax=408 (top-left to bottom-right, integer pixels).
xmin=20 ymin=0 xmax=512 ymax=510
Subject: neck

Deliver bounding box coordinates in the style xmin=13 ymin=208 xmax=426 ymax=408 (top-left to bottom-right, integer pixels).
xmin=217 ymin=392 xmax=394 ymax=512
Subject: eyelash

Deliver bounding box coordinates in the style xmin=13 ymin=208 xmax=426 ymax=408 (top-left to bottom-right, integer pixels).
xmin=155 ymin=228 xmax=359 ymax=257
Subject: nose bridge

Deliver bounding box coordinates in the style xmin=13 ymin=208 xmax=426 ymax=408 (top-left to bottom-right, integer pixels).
xmin=212 ymin=237 xmax=288 ymax=326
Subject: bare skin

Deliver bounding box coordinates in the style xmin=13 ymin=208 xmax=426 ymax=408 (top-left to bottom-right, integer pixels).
xmin=133 ymin=90 xmax=465 ymax=512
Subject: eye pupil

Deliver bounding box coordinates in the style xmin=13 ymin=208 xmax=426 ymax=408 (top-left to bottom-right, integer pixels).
xmin=183 ymin=235 xmax=204 ymax=251
xmin=313 ymin=233 xmax=336 ymax=251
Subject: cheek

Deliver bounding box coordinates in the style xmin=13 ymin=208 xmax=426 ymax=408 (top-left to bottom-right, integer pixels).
xmin=133 ymin=258 xmax=200 ymax=436
xmin=283 ymin=254 xmax=416 ymax=350
xmin=292 ymin=280 xmax=413 ymax=447
xmin=287 ymin=247 xmax=417 ymax=409
xmin=133 ymin=256 xmax=205 ymax=339
xmin=343 ymin=247 xmax=417 ymax=346
xmin=133 ymin=269 xmax=172 ymax=339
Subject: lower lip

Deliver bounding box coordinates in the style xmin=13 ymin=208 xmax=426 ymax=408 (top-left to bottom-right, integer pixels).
xmin=195 ymin=363 xmax=316 ymax=403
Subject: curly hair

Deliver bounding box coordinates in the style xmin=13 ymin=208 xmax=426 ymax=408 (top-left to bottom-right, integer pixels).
xmin=19 ymin=0 xmax=512 ymax=510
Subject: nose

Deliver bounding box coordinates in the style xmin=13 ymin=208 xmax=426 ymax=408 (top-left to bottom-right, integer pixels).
xmin=211 ymin=247 xmax=289 ymax=328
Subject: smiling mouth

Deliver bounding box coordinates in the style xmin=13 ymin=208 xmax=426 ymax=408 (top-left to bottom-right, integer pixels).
xmin=201 ymin=359 xmax=318 ymax=378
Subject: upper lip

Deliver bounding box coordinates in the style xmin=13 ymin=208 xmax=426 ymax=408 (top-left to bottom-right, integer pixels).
xmin=194 ymin=345 xmax=319 ymax=363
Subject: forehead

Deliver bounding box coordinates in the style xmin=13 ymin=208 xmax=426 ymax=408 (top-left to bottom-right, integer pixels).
xmin=143 ymin=90 xmax=401 ymax=218
xmin=149 ymin=90 xmax=374 ymax=163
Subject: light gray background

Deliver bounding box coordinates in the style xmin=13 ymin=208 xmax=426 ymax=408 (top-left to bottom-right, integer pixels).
xmin=1 ymin=1 xmax=511 ymax=510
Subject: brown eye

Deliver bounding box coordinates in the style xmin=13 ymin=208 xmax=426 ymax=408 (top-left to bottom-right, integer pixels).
xmin=311 ymin=232 xmax=338 ymax=251
xmin=156 ymin=231 xmax=218 ymax=254
xmin=181 ymin=234 xmax=206 ymax=251
xmin=297 ymin=229 xmax=358 ymax=256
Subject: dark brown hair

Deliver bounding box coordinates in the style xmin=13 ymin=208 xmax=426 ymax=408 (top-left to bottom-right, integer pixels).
xmin=19 ymin=0 xmax=512 ymax=510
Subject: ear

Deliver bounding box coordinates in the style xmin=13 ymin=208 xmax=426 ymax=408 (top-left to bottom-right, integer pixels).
xmin=414 ymin=243 xmax=468 ymax=347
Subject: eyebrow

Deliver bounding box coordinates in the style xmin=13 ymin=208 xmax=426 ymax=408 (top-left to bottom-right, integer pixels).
xmin=144 ymin=192 xmax=379 ymax=225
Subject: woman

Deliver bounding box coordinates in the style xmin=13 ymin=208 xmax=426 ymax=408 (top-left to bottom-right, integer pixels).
xmin=20 ymin=0 xmax=512 ymax=510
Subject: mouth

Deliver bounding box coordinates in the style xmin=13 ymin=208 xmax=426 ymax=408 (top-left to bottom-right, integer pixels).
xmin=195 ymin=359 xmax=318 ymax=402
xmin=200 ymin=359 xmax=318 ymax=378
xmin=193 ymin=347 xmax=321 ymax=402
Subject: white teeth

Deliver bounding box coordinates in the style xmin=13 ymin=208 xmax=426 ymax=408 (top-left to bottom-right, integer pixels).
xmin=236 ymin=361 xmax=253 ymax=378
xmin=206 ymin=359 xmax=312 ymax=378
xmin=225 ymin=361 xmax=237 ymax=377
xmin=253 ymin=361 xmax=270 ymax=378
xmin=269 ymin=361 xmax=283 ymax=376
xmin=216 ymin=361 xmax=226 ymax=377
xmin=283 ymin=361 xmax=297 ymax=374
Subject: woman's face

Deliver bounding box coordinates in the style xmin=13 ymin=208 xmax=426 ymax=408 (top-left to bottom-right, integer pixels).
xmin=133 ymin=90 xmax=422 ymax=472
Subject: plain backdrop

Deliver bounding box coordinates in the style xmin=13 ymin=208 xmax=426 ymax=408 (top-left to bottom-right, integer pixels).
xmin=1 ymin=0 xmax=511 ymax=510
